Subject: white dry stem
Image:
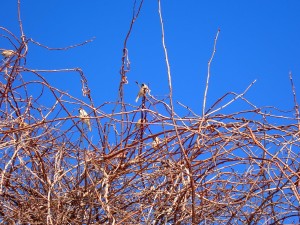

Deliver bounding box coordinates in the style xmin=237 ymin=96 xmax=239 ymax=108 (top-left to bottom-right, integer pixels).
xmin=206 ymin=79 xmax=257 ymax=116
xmin=0 ymin=144 xmax=20 ymax=194
xmin=101 ymin=169 xmax=115 ymax=225
xmin=203 ymin=29 xmax=220 ymax=116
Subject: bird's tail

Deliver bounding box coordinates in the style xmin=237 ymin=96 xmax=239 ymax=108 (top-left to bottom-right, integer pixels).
xmin=135 ymin=95 xmax=139 ymax=102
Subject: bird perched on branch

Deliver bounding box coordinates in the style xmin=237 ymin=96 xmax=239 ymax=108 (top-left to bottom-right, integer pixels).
xmin=135 ymin=118 xmax=147 ymax=130
xmin=78 ymin=107 xmax=91 ymax=131
xmin=1 ymin=50 xmax=16 ymax=58
xmin=135 ymin=83 xmax=149 ymax=102
xmin=152 ymin=136 xmax=161 ymax=150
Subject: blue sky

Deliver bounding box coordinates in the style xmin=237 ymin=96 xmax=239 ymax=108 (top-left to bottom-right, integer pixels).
xmin=1 ymin=1 xmax=300 ymax=116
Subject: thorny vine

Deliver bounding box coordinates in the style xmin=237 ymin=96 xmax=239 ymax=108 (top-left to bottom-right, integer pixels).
xmin=0 ymin=1 xmax=300 ymax=224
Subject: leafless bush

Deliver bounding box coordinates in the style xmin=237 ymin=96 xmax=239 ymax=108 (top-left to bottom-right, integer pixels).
xmin=0 ymin=1 xmax=300 ymax=224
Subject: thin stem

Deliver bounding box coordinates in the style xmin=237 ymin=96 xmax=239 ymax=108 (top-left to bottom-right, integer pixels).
xmin=158 ymin=1 xmax=196 ymax=223
xmin=203 ymin=28 xmax=220 ymax=116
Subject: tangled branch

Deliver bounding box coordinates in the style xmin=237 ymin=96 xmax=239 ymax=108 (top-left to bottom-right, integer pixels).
xmin=0 ymin=1 xmax=299 ymax=224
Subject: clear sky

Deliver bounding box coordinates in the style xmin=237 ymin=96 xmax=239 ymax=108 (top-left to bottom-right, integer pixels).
xmin=1 ymin=1 xmax=300 ymax=116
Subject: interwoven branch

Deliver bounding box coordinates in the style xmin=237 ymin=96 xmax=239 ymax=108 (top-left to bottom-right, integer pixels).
xmin=0 ymin=1 xmax=299 ymax=224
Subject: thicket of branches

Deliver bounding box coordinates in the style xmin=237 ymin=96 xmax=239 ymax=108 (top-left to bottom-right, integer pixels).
xmin=1 ymin=1 xmax=300 ymax=224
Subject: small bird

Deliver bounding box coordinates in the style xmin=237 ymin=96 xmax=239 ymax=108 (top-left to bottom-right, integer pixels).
xmin=135 ymin=118 xmax=147 ymax=130
xmin=152 ymin=136 xmax=161 ymax=150
xmin=78 ymin=108 xmax=91 ymax=131
xmin=135 ymin=83 xmax=149 ymax=102
xmin=1 ymin=50 xmax=16 ymax=58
